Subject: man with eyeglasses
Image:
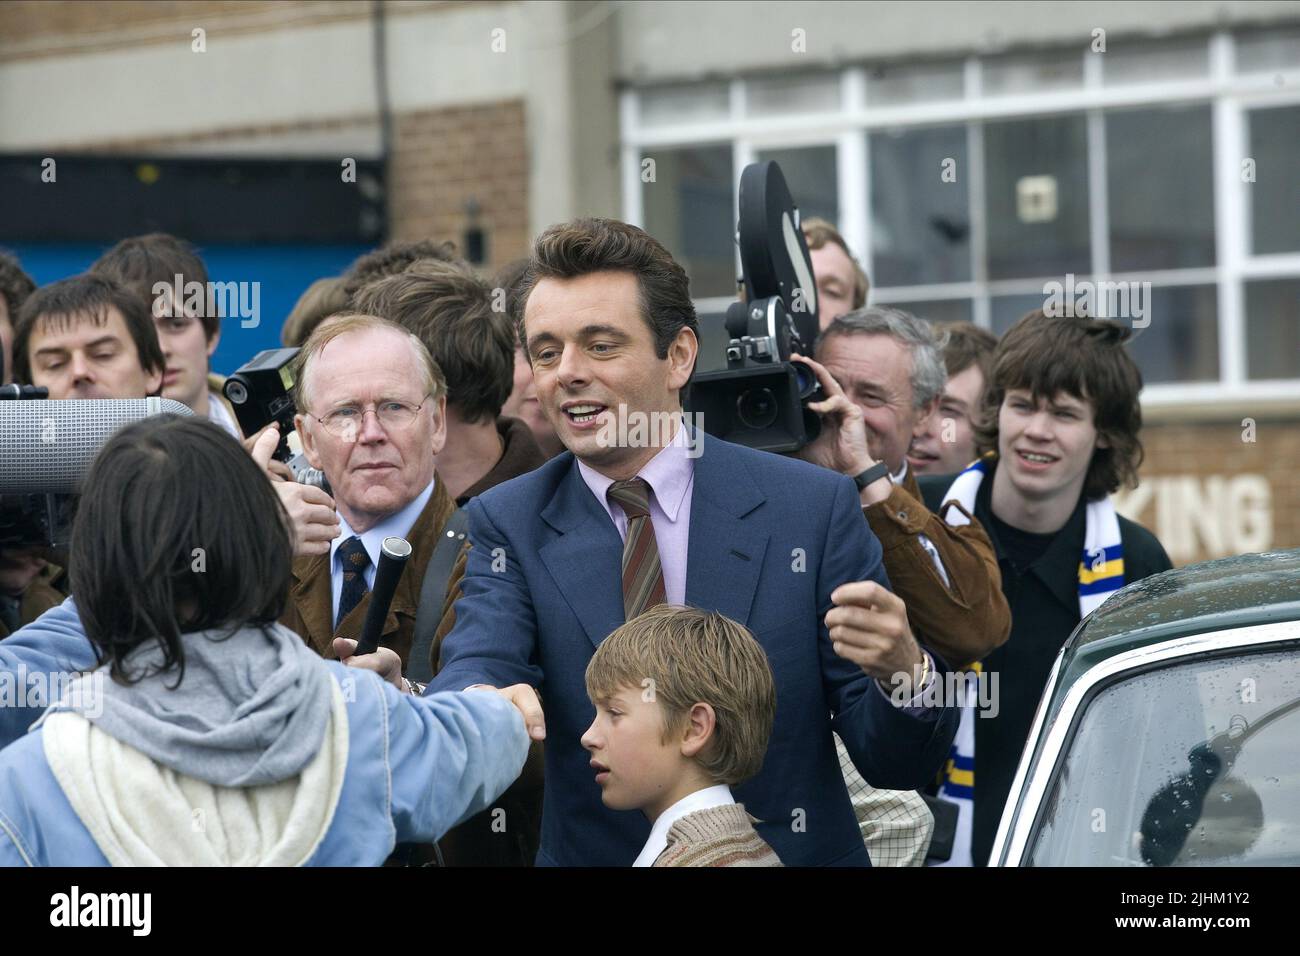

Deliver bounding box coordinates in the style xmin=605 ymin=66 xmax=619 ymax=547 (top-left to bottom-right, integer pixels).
xmin=273 ymin=312 xmax=461 ymax=677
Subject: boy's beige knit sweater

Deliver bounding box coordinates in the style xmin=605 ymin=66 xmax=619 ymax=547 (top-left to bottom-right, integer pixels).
xmin=652 ymin=804 xmax=783 ymax=867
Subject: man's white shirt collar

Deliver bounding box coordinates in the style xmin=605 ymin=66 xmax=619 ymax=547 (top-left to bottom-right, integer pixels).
xmin=632 ymin=784 xmax=734 ymax=867
xmin=330 ymin=478 xmax=436 ymax=577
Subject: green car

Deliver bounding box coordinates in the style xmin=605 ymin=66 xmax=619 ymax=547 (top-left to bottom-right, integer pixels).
xmin=991 ymin=549 xmax=1300 ymax=866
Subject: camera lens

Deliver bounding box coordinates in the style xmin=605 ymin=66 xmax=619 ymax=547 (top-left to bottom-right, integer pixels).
xmin=736 ymin=387 xmax=779 ymax=430
xmin=225 ymin=380 xmax=248 ymax=405
xmin=792 ymin=362 xmax=818 ymax=400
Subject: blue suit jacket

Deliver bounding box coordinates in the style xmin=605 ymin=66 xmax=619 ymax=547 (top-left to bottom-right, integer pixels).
xmin=429 ymin=432 xmax=958 ymax=866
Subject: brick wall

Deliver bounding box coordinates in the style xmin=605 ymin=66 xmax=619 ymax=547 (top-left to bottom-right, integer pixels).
xmin=388 ymin=101 xmax=530 ymax=275
xmin=1116 ymin=416 xmax=1300 ymax=567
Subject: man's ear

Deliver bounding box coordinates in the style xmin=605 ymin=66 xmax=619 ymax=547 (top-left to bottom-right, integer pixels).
xmin=667 ymin=326 xmax=698 ymax=393
xmin=144 ymin=363 xmax=164 ymax=397
xmin=296 ymin=413 xmax=323 ymax=469
xmin=205 ymin=324 xmax=222 ymax=359
xmin=679 ymin=702 xmax=716 ymax=759
xmin=429 ymin=394 xmax=449 ymax=457
xmin=1095 ymin=430 xmax=1111 ymax=450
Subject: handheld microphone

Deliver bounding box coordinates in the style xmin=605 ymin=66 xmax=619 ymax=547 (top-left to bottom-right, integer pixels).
xmin=354 ymin=535 xmax=413 ymax=657
xmin=0 ymin=398 xmax=194 ymax=494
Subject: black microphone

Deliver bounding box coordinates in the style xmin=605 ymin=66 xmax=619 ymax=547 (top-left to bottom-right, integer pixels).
xmin=354 ymin=536 xmax=412 ymax=657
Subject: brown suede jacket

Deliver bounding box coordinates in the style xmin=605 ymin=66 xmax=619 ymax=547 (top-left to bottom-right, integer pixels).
xmin=862 ymin=468 xmax=1010 ymax=669
xmin=280 ymin=476 xmax=460 ymax=672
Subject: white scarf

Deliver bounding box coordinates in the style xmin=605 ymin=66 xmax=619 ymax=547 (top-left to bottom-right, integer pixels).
xmin=932 ymin=455 xmax=1124 ymax=866
xmin=42 ymin=679 xmax=350 ymax=867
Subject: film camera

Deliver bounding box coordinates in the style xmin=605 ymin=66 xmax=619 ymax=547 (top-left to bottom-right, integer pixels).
xmin=686 ymin=160 xmax=824 ymax=453
xmin=223 ymin=347 xmax=330 ymax=492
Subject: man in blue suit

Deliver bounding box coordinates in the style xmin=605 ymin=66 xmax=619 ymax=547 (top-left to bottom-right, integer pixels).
xmin=354 ymin=218 xmax=958 ymax=866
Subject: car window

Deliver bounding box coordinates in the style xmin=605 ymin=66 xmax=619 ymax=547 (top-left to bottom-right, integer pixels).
xmin=1027 ymin=646 xmax=1300 ymax=866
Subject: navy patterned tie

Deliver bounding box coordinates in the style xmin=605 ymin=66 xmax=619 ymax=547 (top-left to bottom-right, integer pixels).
xmin=335 ymin=536 xmax=371 ymax=630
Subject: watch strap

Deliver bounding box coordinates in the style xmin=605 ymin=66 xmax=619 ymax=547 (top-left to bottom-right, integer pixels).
xmin=853 ymin=461 xmax=891 ymax=490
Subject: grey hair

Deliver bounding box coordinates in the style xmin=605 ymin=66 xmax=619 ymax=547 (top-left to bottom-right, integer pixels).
xmin=815 ymin=306 xmax=948 ymax=409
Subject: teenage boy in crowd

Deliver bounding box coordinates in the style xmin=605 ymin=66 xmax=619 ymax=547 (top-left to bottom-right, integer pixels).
xmin=91 ymin=233 xmax=241 ymax=437
xmin=908 ymin=322 xmax=998 ymax=478
xmin=582 ymin=604 xmax=782 ymax=867
xmin=918 ymin=310 xmax=1172 ymax=867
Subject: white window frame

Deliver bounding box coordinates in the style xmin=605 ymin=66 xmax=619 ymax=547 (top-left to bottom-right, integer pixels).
xmin=621 ymin=30 xmax=1300 ymax=408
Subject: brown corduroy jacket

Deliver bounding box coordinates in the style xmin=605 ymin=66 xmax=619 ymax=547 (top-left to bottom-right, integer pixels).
xmin=863 ymin=468 xmax=1010 ymax=669
xmin=0 ymin=564 xmax=67 ymax=641
xmin=279 ymin=476 xmax=461 ymax=672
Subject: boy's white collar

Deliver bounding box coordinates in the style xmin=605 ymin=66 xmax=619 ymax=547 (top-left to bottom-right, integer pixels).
xmin=632 ymin=784 xmax=734 ymax=867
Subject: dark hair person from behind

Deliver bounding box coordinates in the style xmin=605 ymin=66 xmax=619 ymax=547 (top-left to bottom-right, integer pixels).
xmin=0 ymin=416 xmax=530 ymax=866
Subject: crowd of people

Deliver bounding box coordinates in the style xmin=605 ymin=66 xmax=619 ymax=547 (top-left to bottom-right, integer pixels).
xmin=0 ymin=213 xmax=1169 ymax=867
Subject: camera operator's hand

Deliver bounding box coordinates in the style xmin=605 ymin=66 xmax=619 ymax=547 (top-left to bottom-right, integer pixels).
xmin=250 ymin=424 xmax=340 ymax=555
xmin=333 ymin=637 xmax=405 ymax=690
xmin=243 ymin=424 xmax=295 ymax=482
xmin=0 ymin=546 xmax=47 ymax=598
xmin=790 ymin=353 xmax=891 ymax=506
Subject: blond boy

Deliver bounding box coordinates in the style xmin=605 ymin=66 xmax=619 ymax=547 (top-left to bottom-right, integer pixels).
xmin=581 ymin=605 xmax=782 ymax=867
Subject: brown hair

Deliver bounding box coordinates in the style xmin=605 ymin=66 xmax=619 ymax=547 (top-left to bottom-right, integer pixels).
xmin=937 ymin=321 xmax=997 ymax=382
xmin=802 ymin=217 xmax=869 ymax=310
xmin=518 ymin=218 xmax=699 ymax=373
xmin=974 ymin=310 xmax=1144 ymax=500
xmin=281 ymin=276 xmax=350 ymax=347
xmin=291 ymin=312 xmax=444 ymax=415
xmin=585 ymin=605 xmax=777 ymax=787
xmin=352 ymin=259 xmax=512 ymax=424
xmin=341 ymin=239 xmax=459 ymax=300
xmin=90 ymin=233 xmax=216 ymax=340
xmin=0 ymin=249 xmax=36 ymax=320
xmin=492 ymin=257 xmax=531 ymax=332
xmin=14 ymin=273 xmax=165 ymax=386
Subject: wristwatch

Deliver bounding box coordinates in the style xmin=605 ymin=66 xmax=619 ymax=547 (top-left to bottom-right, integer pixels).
xmin=852 ymin=461 xmax=891 ymax=491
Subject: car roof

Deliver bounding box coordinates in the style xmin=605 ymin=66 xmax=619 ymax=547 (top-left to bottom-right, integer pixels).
xmin=1056 ymin=548 xmax=1300 ymax=694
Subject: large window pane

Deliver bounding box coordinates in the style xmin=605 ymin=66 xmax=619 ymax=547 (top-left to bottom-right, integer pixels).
xmin=642 ymin=146 xmax=735 ymax=298
xmin=985 ymin=116 xmax=1091 ymax=280
xmin=639 ymin=82 xmax=730 ymax=127
xmin=1249 ymin=106 xmax=1300 ymax=255
xmin=1107 ymin=105 xmax=1215 ymax=271
xmin=1128 ymin=284 xmax=1219 ymax=383
xmin=1102 ymin=36 xmax=1209 ymax=85
xmin=870 ymin=125 xmax=971 ymax=286
xmin=1245 ymin=278 xmax=1300 ymax=380
xmin=991 ymin=293 xmax=1047 ymax=335
xmin=983 ymin=50 xmax=1083 ymax=96
xmin=866 ymin=60 xmax=964 ymax=105
xmin=747 ymin=72 xmax=840 ymax=116
xmin=885 ymin=298 xmax=974 ymax=326
xmin=756 ymin=146 xmax=838 ymax=226
xmin=1235 ymin=26 xmax=1300 ymax=75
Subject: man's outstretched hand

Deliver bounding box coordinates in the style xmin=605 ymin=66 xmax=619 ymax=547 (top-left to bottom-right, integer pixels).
xmin=333 ymin=637 xmax=547 ymax=741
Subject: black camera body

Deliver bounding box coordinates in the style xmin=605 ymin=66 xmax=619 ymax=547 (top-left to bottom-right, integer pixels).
xmin=687 ymin=161 xmax=824 ymax=453
xmin=223 ymin=348 xmax=330 ymax=492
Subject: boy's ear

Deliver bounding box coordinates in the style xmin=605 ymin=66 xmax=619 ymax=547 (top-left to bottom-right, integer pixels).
xmin=679 ymin=702 xmax=716 ymax=758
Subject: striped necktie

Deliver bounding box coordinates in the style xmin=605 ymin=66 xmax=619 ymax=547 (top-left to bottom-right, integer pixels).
xmin=607 ymin=477 xmax=667 ymax=620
